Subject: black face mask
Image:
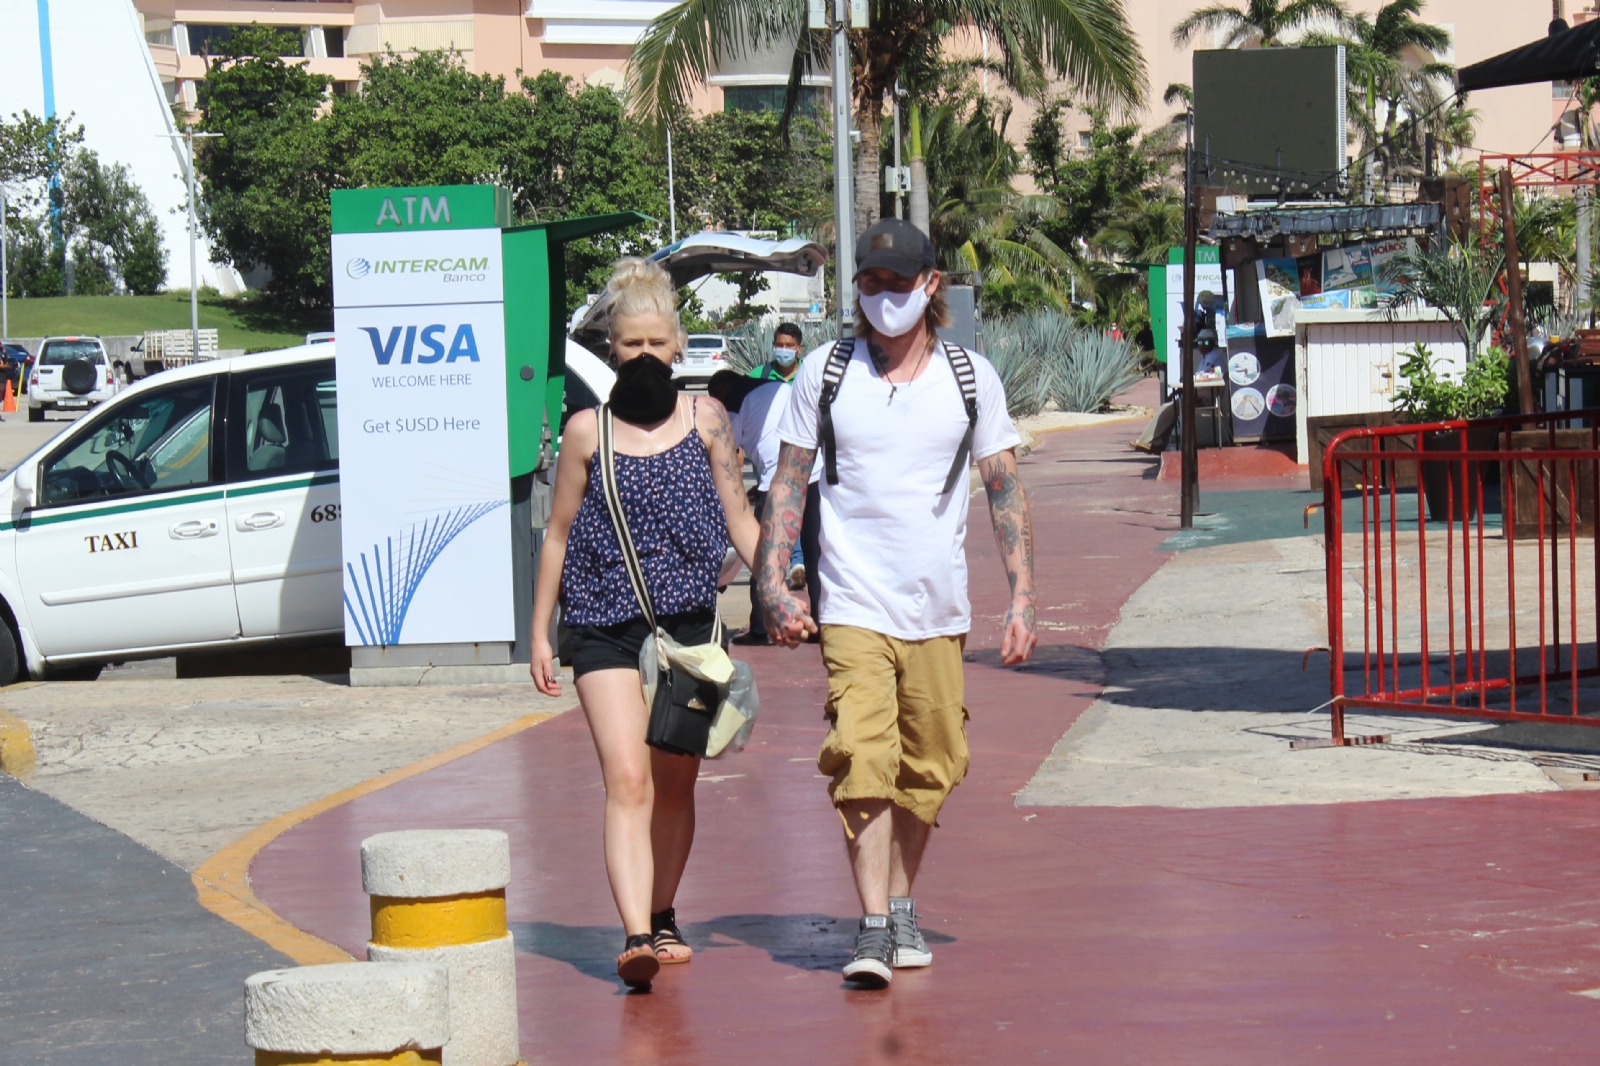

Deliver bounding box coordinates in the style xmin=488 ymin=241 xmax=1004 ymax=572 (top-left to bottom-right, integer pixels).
xmin=609 ymin=354 xmax=679 ymax=424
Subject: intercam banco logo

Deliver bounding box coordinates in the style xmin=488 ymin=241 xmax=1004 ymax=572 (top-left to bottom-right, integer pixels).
xmin=344 ymin=255 xmax=490 ymax=282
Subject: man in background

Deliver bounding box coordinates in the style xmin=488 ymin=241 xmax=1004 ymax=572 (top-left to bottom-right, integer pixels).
xmin=748 ymin=322 xmax=804 ymax=383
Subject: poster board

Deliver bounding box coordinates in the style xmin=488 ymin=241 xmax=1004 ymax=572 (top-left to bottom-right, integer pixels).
xmin=1225 ymin=325 xmax=1297 ymax=441
xmin=330 ymin=185 xmax=516 ymax=647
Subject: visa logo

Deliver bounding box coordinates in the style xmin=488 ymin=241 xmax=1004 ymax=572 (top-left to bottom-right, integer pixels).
xmin=359 ymin=324 xmax=480 ymax=365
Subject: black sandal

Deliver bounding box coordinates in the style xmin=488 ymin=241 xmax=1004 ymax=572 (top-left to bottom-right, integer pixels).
xmin=617 ymin=933 xmax=660 ymax=988
xmin=651 ymin=907 xmax=692 ymax=964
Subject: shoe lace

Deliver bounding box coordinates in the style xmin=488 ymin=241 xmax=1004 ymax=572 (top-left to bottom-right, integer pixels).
xmin=857 ymin=922 xmax=895 ymax=962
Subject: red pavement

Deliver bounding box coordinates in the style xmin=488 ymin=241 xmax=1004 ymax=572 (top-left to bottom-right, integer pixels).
xmin=252 ymin=421 xmax=1600 ymax=1064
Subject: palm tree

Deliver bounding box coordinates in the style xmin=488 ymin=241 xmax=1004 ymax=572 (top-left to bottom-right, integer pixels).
xmin=1171 ymin=0 xmax=1348 ymax=48
xmin=1302 ymin=0 xmax=1452 ymax=197
xmin=628 ymin=0 xmax=1146 ymax=241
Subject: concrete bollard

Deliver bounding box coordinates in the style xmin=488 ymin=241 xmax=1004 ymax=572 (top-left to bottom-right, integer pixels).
xmin=244 ymin=961 xmax=449 ymax=1065
xmin=362 ymin=829 xmax=520 ymax=1066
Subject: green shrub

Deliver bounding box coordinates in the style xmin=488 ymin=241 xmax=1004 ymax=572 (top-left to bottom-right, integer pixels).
xmin=1393 ymin=342 xmax=1510 ymax=424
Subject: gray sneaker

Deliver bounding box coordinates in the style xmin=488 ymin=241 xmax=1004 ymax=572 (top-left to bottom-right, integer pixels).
xmin=889 ymin=896 xmax=932 ymax=968
xmin=842 ymin=915 xmax=894 ymax=988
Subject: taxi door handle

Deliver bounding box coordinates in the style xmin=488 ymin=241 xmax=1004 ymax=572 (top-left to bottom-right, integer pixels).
xmin=235 ymin=510 xmax=285 ymax=532
xmin=169 ymin=518 xmax=220 ymax=540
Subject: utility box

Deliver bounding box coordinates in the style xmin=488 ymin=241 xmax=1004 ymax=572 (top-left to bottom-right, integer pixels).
xmin=938 ymin=284 xmax=982 ymax=351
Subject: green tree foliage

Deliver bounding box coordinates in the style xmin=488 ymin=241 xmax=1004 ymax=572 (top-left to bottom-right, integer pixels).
xmin=194 ymin=26 xmax=333 ymax=305
xmin=1171 ymin=0 xmax=1348 ymax=47
xmin=195 ymin=38 xmax=828 ymax=310
xmin=2 ymin=111 xmax=166 ymax=296
xmin=629 ymin=0 xmax=1145 ymax=239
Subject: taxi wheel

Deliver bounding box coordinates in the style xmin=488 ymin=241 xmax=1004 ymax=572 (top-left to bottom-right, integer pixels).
xmin=0 ymin=623 xmax=19 ymax=687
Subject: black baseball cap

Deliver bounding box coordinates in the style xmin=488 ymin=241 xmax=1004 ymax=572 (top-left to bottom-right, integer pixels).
xmin=854 ymin=218 xmax=936 ymax=279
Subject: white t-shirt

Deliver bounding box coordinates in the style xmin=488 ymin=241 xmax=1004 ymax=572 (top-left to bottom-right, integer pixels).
xmin=777 ymin=338 xmax=1021 ymax=640
xmin=735 ymin=381 xmax=787 ymax=492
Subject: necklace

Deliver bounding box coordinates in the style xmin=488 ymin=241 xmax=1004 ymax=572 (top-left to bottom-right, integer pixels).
xmin=885 ymin=339 xmax=933 ymax=404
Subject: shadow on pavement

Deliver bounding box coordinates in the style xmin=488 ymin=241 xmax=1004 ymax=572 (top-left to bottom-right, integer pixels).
xmin=513 ymin=913 xmax=956 ymax=980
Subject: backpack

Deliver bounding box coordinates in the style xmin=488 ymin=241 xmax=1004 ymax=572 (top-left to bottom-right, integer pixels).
xmin=817 ymin=337 xmax=979 ymax=496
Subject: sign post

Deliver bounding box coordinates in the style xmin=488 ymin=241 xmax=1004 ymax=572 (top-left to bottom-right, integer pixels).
xmin=332 ymin=185 xmax=518 ymax=673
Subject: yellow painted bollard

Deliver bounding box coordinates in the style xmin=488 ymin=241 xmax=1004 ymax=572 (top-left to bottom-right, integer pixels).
xmin=362 ymin=830 xmax=519 ymax=1066
xmin=244 ymin=961 xmax=449 ymax=1066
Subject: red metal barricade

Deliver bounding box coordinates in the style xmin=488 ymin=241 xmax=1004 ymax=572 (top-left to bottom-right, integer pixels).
xmin=1321 ymin=411 xmax=1600 ymax=743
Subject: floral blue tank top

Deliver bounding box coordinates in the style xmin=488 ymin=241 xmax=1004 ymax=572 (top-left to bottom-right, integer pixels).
xmin=560 ymin=428 xmax=728 ymax=627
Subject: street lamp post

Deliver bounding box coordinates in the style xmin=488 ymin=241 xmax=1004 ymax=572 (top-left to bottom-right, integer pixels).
xmin=1 ymin=184 xmax=9 ymax=347
xmin=830 ymin=0 xmax=855 ymax=336
xmin=160 ymin=128 xmax=221 ymax=361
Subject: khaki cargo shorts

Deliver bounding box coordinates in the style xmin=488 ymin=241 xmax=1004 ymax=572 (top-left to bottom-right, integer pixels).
xmin=818 ymin=624 xmax=970 ymax=826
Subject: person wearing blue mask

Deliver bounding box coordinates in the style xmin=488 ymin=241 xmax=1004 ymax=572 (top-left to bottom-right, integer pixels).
xmin=749 ymin=323 xmax=804 ymax=383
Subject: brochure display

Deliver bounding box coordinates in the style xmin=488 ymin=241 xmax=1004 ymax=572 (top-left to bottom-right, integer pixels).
xmin=331 ymin=186 xmax=516 ymax=646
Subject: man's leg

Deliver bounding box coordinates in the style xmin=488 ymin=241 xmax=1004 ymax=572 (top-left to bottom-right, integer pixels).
xmin=739 ymin=490 xmax=768 ymax=642
xmin=887 ymin=804 xmax=930 ymax=898
xmin=841 ymin=799 xmax=894 ymax=915
xmin=885 ymin=634 xmax=970 ymax=969
xmin=1131 ymin=400 xmax=1178 ymax=453
xmin=818 ymin=625 xmax=902 ymax=987
xmin=801 ymin=482 xmax=822 ymax=624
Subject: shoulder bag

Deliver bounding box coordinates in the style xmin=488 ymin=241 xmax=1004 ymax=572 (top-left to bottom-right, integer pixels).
xmin=596 ymin=404 xmax=759 ymax=758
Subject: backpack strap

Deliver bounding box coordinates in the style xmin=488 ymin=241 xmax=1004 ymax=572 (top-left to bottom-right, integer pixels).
xmin=940 ymin=342 xmax=980 ymax=496
xmin=815 ymin=338 xmax=854 ymax=486
xmin=596 ymin=405 xmax=657 ymax=631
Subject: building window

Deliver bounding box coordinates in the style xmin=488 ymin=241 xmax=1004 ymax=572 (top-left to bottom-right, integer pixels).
xmin=144 ymin=17 xmax=174 ymax=47
xmin=724 ymin=85 xmax=822 ymax=115
xmin=1077 ymin=131 xmax=1093 ymax=150
xmin=325 ymin=26 xmax=344 ymax=58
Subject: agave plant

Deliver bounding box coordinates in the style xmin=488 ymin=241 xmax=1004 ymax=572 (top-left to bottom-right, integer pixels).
xmin=725 ymin=317 xmax=840 ymax=374
xmin=980 ymin=317 xmax=1051 ymax=418
xmin=1051 ymin=328 xmax=1144 ymax=413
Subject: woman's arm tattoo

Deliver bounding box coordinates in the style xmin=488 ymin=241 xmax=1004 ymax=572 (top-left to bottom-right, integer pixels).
xmin=978 ymin=450 xmax=1036 ymax=626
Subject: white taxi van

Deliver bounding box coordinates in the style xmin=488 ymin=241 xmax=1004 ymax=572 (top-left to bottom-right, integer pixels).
xmin=0 ymin=345 xmax=342 ymax=682
xmin=0 ymin=340 xmax=618 ymax=684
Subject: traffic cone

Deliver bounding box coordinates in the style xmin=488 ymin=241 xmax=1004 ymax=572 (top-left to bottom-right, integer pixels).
xmin=4 ymin=379 xmax=16 ymax=414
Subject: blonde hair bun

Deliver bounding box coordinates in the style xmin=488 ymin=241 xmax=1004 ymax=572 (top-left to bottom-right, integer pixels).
xmin=604 ymin=256 xmax=679 ymax=336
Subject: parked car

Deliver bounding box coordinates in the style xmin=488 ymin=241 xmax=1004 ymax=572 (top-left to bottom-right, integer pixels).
xmin=0 ymin=343 xmax=28 ymax=377
xmin=305 ymin=332 xmax=336 ymax=345
xmin=679 ymin=334 xmax=728 ymax=380
xmin=0 ymin=338 xmax=622 ymax=682
xmin=27 ymin=336 xmax=121 ymax=422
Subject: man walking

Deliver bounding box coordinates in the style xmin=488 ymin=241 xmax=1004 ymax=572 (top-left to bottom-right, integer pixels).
xmin=748 ymin=322 xmax=804 ymax=383
xmin=757 ymin=218 xmax=1037 ymax=989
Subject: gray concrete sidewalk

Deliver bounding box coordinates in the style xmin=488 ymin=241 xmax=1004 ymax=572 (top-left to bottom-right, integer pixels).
xmin=0 ymin=774 xmax=289 ymax=1066
xmin=6 ymin=672 xmax=575 ymax=869
xmin=1021 ymin=530 xmax=1600 ymax=808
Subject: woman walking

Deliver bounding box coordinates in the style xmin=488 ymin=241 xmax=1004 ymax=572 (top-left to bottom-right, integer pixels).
xmin=531 ymin=258 xmax=759 ymax=990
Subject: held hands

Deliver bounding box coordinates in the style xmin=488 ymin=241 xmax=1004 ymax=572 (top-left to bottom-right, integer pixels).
xmin=1000 ymin=597 xmax=1037 ymax=667
xmin=760 ymin=586 xmax=819 ymax=648
xmin=531 ymin=639 xmax=562 ymax=697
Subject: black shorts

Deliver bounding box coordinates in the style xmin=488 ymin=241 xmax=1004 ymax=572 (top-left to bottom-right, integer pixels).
xmin=568 ymin=610 xmax=718 ymax=679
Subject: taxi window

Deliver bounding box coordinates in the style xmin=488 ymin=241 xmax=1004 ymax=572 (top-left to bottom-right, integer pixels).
xmin=228 ymin=361 xmax=338 ymax=482
xmin=40 ymin=380 xmax=215 ymax=506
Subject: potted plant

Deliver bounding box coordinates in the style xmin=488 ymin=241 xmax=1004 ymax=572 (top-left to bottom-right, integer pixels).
xmin=1392 ymin=343 xmax=1510 ymax=522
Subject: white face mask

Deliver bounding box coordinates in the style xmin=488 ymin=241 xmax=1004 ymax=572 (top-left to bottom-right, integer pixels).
xmin=772 ymin=346 xmax=798 ymax=366
xmin=859 ymin=281 xmax=931 ymax=337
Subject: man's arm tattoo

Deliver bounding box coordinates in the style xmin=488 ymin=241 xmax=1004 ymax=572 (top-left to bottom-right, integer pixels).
xmin=979 ymin=451 xmax=1036 ymax=625
xmin=756 ymin=443 xmax=815 ymax=621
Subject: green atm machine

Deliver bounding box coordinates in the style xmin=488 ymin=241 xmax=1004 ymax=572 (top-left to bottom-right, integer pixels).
xmin=332 ymin=183 xmax=645 ymax=680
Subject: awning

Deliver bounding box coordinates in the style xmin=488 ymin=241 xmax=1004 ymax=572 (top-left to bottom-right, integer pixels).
xmin=1210 ymin=203 xmax=1441 ymax=237
xmin=1457 ymin=19 xmax=1600 ymax=92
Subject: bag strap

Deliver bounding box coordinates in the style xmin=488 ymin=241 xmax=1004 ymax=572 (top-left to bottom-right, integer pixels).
xmin=941 ymin=341 xmax=980 ymax=496
xmin=816 ymin=338 xmax=853 ymax=486
xmin=596 ymin=405 xmax=657 ymax=632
